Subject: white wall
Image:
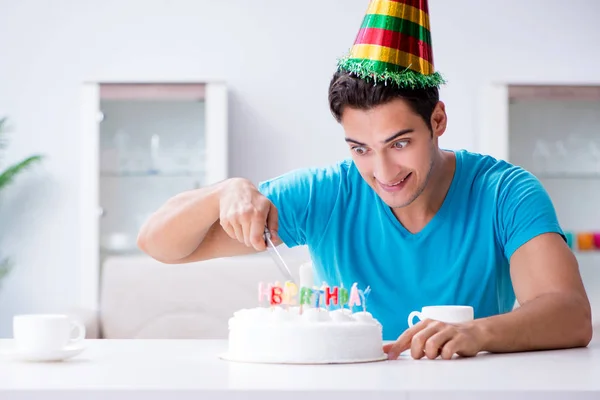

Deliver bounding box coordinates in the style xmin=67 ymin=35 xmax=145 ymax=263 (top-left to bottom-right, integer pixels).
xmin=0 ymin=0 xmax=599 ymax=336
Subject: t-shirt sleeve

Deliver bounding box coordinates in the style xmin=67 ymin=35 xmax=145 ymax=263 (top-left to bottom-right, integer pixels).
xmin=496 ymin=167 xmax=565 ymax=261
xmin=257 ymin=163 xmax=343 ymax=248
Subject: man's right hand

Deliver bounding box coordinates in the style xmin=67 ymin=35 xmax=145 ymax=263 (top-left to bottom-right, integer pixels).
xmin=219 ymin=178 xmax=280 ymax=251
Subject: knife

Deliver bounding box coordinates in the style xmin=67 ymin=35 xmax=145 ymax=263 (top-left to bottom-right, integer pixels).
xmin=263 ymin=226 xmax=295 ymax=284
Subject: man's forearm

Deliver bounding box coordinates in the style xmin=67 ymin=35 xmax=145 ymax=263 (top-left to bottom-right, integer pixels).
xmin=472 ymin=292 xmax=592 ymax=353
xmin=137 ymin=181 xmax=225 ymax=262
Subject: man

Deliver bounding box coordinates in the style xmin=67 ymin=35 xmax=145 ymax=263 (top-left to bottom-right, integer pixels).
xmin=137 ymin=0 xmax=592 ymax=360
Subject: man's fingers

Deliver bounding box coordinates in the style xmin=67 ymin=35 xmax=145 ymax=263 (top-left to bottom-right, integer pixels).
xmin=385 ymin=322 xmax=478 ymax=361
xmin=241 ymin=218 xmax=252 ymax=247
xmin=424 ymin=327 xmax=455 ymax=360
xmin=232 ymin=223 xmax=244 ymax=244
xmin=410 ymin=321 xmax=446 ymax=360
xmin=440 ymin=338 xmax=460 ymax=360
xmin=385 ymin=319 xmax=433 ymax=359
xmin=249 ymin=215 xmax=267 ymax=251
xmin=440 ymin=335 xmax=479 ymax=360
xmin=220 ymin=219 xmax=236 ymax=241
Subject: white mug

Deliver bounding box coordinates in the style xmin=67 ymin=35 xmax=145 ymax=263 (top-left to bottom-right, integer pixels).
xmin=13 ymin=314 xmax=86 ymax=352
xmin=408 ymin=305 xmax=474 ymax=327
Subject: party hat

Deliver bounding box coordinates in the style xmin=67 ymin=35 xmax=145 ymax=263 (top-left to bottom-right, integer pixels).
xmin=337 ymin=0 xmax=445 ymax=89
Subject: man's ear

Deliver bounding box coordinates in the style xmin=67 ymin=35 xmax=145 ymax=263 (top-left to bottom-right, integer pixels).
xmin=430 ymin=101 xmax=447 ymax=138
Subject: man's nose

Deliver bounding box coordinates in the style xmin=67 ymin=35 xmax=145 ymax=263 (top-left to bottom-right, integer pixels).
xmin=374 ymin=155 xmax=400 ymax=183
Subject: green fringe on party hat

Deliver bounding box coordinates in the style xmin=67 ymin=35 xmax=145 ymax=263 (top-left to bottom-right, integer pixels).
xmin=338 ymin=0 xmax=445 ymax=89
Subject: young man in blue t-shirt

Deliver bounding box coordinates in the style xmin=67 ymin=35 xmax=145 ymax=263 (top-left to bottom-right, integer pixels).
xmin=138 ymin=0 xmax=592 ymax=360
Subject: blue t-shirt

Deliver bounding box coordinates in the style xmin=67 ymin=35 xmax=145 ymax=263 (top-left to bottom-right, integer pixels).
xmin=258 ymin=150 xmax=564 ymax=340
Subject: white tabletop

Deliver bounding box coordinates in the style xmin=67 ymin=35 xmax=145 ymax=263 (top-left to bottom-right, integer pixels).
xmin=0 ymin=339 xmax=599 ymax=400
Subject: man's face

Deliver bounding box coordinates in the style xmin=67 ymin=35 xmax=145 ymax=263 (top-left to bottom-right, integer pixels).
xmin=341 ymin=98 xmax=445 ymax=209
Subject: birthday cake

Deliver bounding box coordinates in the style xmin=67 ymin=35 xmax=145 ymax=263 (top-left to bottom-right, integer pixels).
xmin=223 ymin=279 xmax=386 ymax=364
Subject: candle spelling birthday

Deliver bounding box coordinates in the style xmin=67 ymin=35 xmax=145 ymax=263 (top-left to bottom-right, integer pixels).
xmin=258 ymin=281 xmax=371 ymax=312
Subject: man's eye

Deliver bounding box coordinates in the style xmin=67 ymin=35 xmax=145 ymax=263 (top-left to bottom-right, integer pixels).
xmin=352 ymin=146 xmax=367 ymax=155
xmin=393 ymin=140 xmax=408 ymax=149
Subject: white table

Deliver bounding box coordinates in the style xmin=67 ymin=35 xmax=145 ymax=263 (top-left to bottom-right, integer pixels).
xmin=0 ymin=339 xmax=599 ymax=400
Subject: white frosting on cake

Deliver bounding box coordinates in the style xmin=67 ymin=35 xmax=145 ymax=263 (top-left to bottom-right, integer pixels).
xmin=226 ymin=306 xmax=385 ymax=364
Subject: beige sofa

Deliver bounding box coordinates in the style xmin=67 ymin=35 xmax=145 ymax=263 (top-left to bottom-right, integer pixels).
xmin=73 ymin=251 xmax=309 ymax=339
xmin=72 ymin=250 xmax=600 ymax=344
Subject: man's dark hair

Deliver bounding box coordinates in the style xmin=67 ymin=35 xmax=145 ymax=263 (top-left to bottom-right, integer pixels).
xmin=328 ymin=70 xmax=440 ymax=132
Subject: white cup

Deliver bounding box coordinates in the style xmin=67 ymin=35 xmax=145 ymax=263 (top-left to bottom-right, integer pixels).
xmin=408 ymin=305 xmax=474 ymax=327
xmin=13 ymin=314 xmax=86 ymax=352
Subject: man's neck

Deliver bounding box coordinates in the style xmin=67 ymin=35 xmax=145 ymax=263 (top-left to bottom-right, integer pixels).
xmin=392 ymin=150 xmax=456 ymax=233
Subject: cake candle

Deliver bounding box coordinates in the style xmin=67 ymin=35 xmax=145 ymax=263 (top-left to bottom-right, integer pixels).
xmin=359 ymin=286 xmax=371 ymax=312
xmin=348 ymin=283 xmax=362 ymax=309
xmin=339 ymin=284 xmax=349 ymax=310
xmin=258 ymin=282 xmax=272 ymax=306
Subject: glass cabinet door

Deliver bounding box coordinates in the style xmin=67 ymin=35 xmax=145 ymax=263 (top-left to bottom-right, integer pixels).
xmin=97 ymin=83 xmax=227 ymax=255
xmin=508 ymin=84 xmax=600 ymax=310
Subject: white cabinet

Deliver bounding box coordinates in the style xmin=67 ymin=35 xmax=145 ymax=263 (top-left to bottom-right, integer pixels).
xmin=79 ymin=82 xmax=228 ymax=310
xmin=506 ymin=84 xmax=600 ymax=319
xmin=507 ymin=85 xmax=600 ymax=247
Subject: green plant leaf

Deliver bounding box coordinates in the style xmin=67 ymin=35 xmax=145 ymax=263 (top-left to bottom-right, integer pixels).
xmin=0 ymin=155 xmax=44 ymax=192
xmin=0 ymin=117 xmax=43 ymax=285
xmin=0 ymin=257 xmax=12 ymax=282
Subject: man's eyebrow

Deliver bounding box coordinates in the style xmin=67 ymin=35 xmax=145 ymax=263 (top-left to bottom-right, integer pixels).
xmin=382 ymin=129 xmax=414 ymax=143
xmin=345 ymin=138 xmax=366 ymax=146
xmin=345 ymin=129 xmax=414 ymax=146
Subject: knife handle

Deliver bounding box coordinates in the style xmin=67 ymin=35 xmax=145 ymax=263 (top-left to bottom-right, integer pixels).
xmin=263 ymin=226 xmax=272 ymax=242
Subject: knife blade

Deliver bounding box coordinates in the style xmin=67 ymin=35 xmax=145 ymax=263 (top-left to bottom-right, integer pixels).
xmin=263 ymin=226 xmax=295 ymax=284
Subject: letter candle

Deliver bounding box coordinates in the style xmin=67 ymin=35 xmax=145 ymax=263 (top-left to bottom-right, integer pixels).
xmin=348 ymin=283 xmax=361 ymax=308
xmin=325 ymin=286 xmax=339 ymax=309
xmin=257 ymin=281 xmax=370 ymax=313
xmin=339 ymin=284 xmax=349 ymax=310
xmin=313 ymin=286 xmax=325 ymax=309
xmin=283 ymin=281 xmax=298 ymax=307
xmin=270 ymin=285 xmax=283 ymax=306
xmin=258 ymin=282 xmax=272 ymax=306
xmin=358 ymin=286 xmax=371 ymax=312
xmin=299 ymin=286 xmax=313 ymax=314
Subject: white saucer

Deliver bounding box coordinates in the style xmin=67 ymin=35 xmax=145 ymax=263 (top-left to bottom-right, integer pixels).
xmin=0 ymin=343 xmax=86 ymax=362
xmin=219 ymin=352 xmax=389 ymax=365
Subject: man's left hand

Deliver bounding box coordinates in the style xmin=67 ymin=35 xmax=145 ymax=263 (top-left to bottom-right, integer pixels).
xmin=383 ymin=319 xmax=487 ymax=360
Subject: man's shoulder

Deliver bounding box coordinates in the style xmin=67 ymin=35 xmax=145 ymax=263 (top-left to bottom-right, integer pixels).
xmin=256 ymin=159 xmax=360 ymax=248
xmin=457 ymin=149 xmax=511 ymax=173
xmin=456 ymin=149 xmax=536 ymax=186
xmin=259 ymin=158 xmax=356 ymax=188
xmin=455 ymin=149 xmax=551 ymax=217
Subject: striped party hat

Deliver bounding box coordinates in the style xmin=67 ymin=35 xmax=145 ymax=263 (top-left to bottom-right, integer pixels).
xmin=337 ymin=0 xmax=445 ymax=89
